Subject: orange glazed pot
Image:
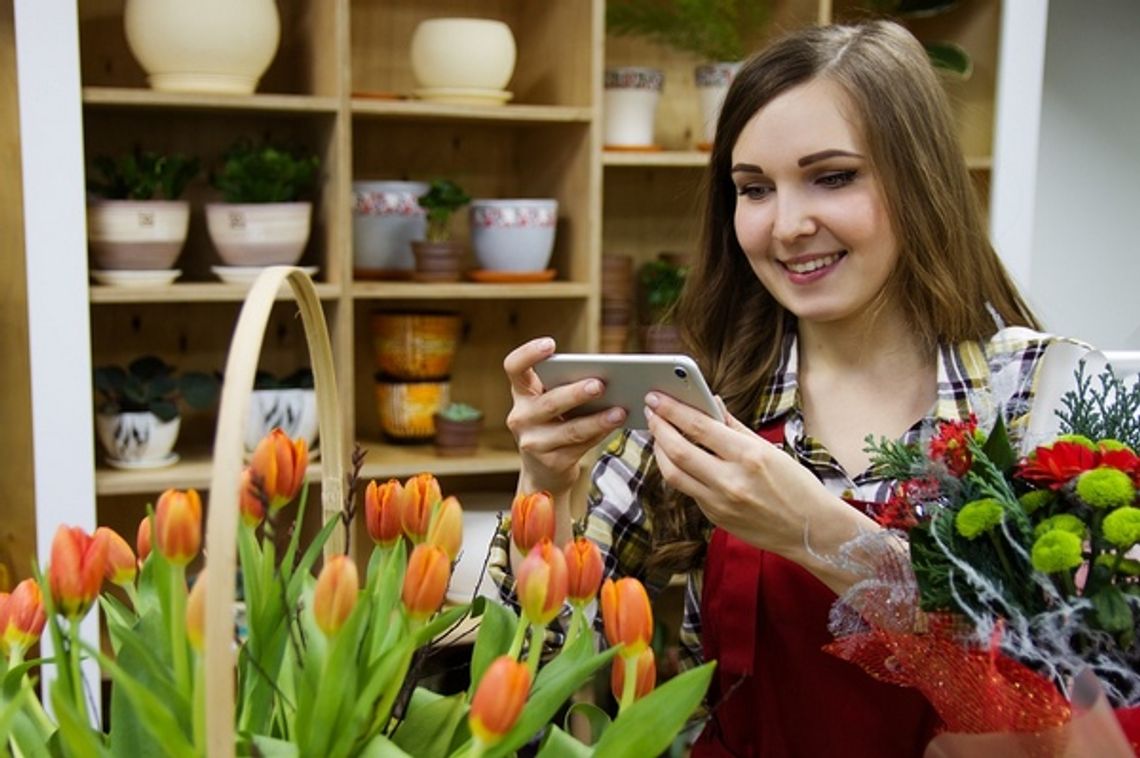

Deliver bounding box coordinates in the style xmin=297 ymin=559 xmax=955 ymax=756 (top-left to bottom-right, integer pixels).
xmin=371 ymin=311 xmax=461 ymax=380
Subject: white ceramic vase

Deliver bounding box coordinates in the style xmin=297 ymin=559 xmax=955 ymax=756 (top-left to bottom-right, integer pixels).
xmin=603 ymin=67 xmax=664 ymax=148
xmin=206 ymin=202 xmax=312 ymax=266
xmin=123 ymin=0 xmax=280 ymax=95
xmin=87 ymin=200 xmax=190 ymax=270
xmin=695 ymin=62 xmax=742 ymax=148
xmin=244 ymin=388 xmax=319 ymax=454
xmin=96 ymin=412 xmax=180 ymax=467
xmin=352 ymin=181 xmax=429 ymax=274
xmin=410 ymin=18 xmax=516 ymax=92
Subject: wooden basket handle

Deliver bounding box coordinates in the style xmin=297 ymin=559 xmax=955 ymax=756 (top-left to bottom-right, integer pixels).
xmin=203 ymin=266 xmax=346 ymax=757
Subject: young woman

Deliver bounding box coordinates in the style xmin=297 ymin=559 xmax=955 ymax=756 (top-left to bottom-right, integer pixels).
xmin=494 ymin=20 xmax=1088 ymax=757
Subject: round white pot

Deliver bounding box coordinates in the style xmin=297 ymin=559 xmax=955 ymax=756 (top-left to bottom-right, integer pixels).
xmin=410 ymin=18 xmax=516 ymax=91
xmin=352 ymin=181 xmax=429 ymax=274
xmin=469 ymin=199 xmax=558 ymax=272
xmin=96 ymin=412 xmax=180 ymax=466
xmin=87 ymin=200 xmax=190 ymax=270
xmin=244 ymin=388 xmax=319 ymax=454
xmin=123 ymin=0 xmax=280 ymax=95
xmin=603 ymin=67 xmax=664 ymax=148
xmin=695 ymin=62 xmax=742 ymax=148
xmin=206 ymin=202 xmax=312 ymax=267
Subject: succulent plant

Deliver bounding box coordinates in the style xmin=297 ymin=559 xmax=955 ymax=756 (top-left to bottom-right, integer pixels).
xmin=437 ymin=402 xmax=482 ymax=422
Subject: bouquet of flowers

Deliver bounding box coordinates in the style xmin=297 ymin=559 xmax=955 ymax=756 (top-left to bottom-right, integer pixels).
xmin=0 ymin=428 xmax=712 ymax=757
xmin=826 ymin=363 xmax=1140 ymax=754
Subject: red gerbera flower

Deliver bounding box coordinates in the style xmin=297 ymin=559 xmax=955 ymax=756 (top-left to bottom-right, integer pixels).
xmin=1100 ymin=447 xmax=1140 ymax=485
xmin=872 ymin=494 xmax=919 ymax=531
xmin=928 ymin=416 xmax=978 ymax=478
xmin=1017 ymin=441 xmax=1099 ymax=490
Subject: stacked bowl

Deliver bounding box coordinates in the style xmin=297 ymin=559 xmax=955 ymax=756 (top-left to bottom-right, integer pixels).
xmin=371 ymin=312 xmax=461 ymax=440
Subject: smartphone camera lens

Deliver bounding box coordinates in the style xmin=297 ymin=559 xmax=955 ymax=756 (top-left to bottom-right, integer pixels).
xmin=674 ymin=366 xmax=688 ymax=380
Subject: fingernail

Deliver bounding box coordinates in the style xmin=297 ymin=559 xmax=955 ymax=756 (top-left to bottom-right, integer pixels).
xmin=644 ymin=392 xmax=660 ymax=408
xmin=643 ymin=406 xmax=654 ymax=420
xmin=606 ymin=408 xmax=626 ymax=424
xmin=538 ymin=337 xmax=555 ymax=352
xmin=585 ymin=379 xmax=603 ymax=396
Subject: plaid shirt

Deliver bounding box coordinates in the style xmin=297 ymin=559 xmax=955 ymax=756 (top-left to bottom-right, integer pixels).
xmin=488 ymin=327 xmax=1084 ymax=667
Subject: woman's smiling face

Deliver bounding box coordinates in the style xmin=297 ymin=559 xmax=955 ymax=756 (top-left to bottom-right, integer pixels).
xmin=731 ymin=77 xmax=899 ymax=327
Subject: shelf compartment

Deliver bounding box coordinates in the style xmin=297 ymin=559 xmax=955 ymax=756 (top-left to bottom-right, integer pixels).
xmin=90 ymin=281 xmax=342 ymax=304
xmin=83 ymin=87 xmax=339 ymax=114
xmin=357 ymin=436 xmax=521 ymax=480
xmin=604 ymin=150 xmax=709 ymax=168
xmin=94 ymin=455 xmax=324 ymax=497
xmin=351 ymin=99 xmax=592 ymax=125
xmin=352 ymin=282 xmax=591 ymax=301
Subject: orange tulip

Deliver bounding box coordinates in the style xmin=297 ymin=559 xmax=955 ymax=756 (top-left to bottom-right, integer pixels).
xmin=469 ymin=655 xmax=531 ymax=747
xmin=511 ymin=491 xmax=554 ymax=555
xmin=313 ymin=555 xmax=359 ymax=637
xmin=0 ymin=593 xmax=8 ymax=656
xmin=136 ymin=515 xmax=153 ymax=564
xmin=96 ymin=527 xmax=137 ymax=586
xmin=427 ymin=495 xmax=464 ymax=561
xmin=1 ymin=579 xmax=45 ymax=654
xmin=402 ymin=473 xmax=442 ymax=542
xmin=239 ymin=467 xmax=266 ymax=528
xmin=402 ymin=543 xmax=450 ymax=621
xmin=515 ymin=539 xmax=568 ymax=626
xmin=365 ymin=479 xmax=406 ymax=548
xmin=611 ymin=646 xmax=656 ymax=703
xmin=564 ymin=537 xmax=604 ymax=605
xmin=600 ymin=577 xmax=653 ymax=658
xmin=186 ymin=570 xmax=207 ymax=652
xmin=155 ymin=489 xmax=202 ymax=566
xmin=49 ymin=525 xmax=108 ymax=619
xmin=249 ymin=428 xmax=308 ymax=513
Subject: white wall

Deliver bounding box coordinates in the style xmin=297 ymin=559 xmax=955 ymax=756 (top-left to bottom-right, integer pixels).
xmin=1027 ymin=0 xmax=1140 ymax=349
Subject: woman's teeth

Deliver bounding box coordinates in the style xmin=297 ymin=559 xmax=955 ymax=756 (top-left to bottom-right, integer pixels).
xmin=786 ymin=253 xmax=841 ymax=274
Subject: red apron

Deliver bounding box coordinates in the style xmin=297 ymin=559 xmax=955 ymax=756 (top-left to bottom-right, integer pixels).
xmin=692 ymin=421 xmax=937 ymax=757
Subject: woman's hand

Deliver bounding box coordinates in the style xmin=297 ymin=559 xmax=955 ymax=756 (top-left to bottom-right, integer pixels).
xmin=503 ymin=338 xmax=627 ymax=496
xmin=644 ymin=392 xmax=877 ymax=589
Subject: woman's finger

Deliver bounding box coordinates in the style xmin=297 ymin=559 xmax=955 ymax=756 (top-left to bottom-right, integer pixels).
xmin=519 ymin=410 xmax=626 ymax=459
xmin=715 ymin=395 xmax=755 ymax=435
xmin=650 ymin=422 xmax=718 ymax=506
xmin=503 ymin=337 xmax=556 ymax=396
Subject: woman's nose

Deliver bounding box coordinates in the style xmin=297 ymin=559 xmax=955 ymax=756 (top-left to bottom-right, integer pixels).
xmin=772 ymin=191 xmax=817 ymax=243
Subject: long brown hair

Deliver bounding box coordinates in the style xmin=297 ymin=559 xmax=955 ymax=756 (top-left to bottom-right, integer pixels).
xmin=643 ymin=20 xmax=1039 ymax=576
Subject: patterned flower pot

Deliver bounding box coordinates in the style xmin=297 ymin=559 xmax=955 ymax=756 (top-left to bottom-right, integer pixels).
xmin=370 ymin=311 xmax=463 ymax=380
xmin=205 ymin=202 xmax=312 ymax=267
xmin=352 ymin=181 xmax=429 ymax=277
xmin=603 ymin=67 xmax=664 ymax=149
xmin=244 ymin=388 xmax=319 ymax=454
xmin=469 ymin=199 xmax=558 ymax=272
xmin=375 ymin=380 xmax=450 ymax=441
xmin=87 ymin=200 xmax=190 ymax=270
xmin=95 ymin=411 xmax=181 ymax=468
xmin=695 ymin=62 xmax=742 ymax=150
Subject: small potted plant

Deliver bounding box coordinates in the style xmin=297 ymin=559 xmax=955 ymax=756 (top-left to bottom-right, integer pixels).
xmin=432 ymin=401 xmax=483 ymax=457
xmin=206 ymin=138 xmax=321 ymax=269
xmin=244 ymin=368 xmax=318 ymax=456
xmin=411 ymin=178 xmax=471 ymax=282
xmin=638 ymin=254 xmax=688 ymax=353
xmin=86 ymin=147 xmax=200 ymax=273
xmin=93 ymin=355 xmax=219 ymax=468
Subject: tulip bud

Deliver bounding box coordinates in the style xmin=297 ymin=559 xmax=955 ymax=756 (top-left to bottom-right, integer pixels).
xmin=516 ymin=539 xmax=568 ymax=627
xmin=155 ymin=489 xmax=203 ymax=566
xmin=249 ymin=428 xmax=308 ymax=513
xmin=313 ymin=555 xmax=359 ymax=637
xmin=564 ymin=537 xmax=604 ymax=606
xmin=1 ymin=579 xmax=45 ymax=656
xmin=0 ymin=593 xmax=8 ymax=656
xmin=96 ymin=527 xmax=137 ymax=587
xmin=402 ymin=473 xmax=442 ymax=542
xmin=600 ymin=577 xmax=653 ymax=658
xmin=239 ymin=467 xmax=266 ymax=528
xmin=402 ymin=543 xmax=450 ymax=621
xmin=611 ymin=646 xmax=656 ymax=703
xmin=427 ymin=496 xmax=463 ymax=561
xmin=511 ymin=491 xmax=554 ymax=555
xmin=186 ymin=570 xmax=207 ymax=652
xmin=48 ymin=525 xmax=108 ymax=619
xmin=365 ymin=479 xmax=406 ymax=548
xmin=469 ymin=655 xmax=531 ymax=747
xmin=136 ymin=515 xmax=153 ymax=564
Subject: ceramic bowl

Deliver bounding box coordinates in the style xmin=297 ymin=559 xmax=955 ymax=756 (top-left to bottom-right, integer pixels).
xmin=469 ymin=199 xmax=558 ymax=272
xmin=244 ymin=388 xmax=319 ymax=453
xmin=375 ymin=379 xmax=450 ymax=440
xmin=205 ymin=201 xmax=311 ymax=266
xmin=371 ymin=311 xmax=462 ymax=379
xmin=352 ymin=180 xmax=429 ymax=273
xmin=87 ymin=200 xmax=190 ymax=270
xmin=95 ymin=411 xmax=180 ymax=464
xmin=410 ymin=18 xmax=516 ymax=91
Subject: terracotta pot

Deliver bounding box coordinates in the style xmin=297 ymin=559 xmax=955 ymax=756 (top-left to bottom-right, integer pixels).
xmin=433 ymin=414 xmax=483 ymax=457
xmin=411 ymin=240 xmax=464 ymax=282
xmin=375 ymin=379 xmax=449 ymax=440
xmin=371 ymin=311 xmax=462 ymax=380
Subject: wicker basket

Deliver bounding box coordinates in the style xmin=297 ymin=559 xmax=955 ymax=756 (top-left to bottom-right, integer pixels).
xmin=202 ymin=266 xmax=346 ymax=757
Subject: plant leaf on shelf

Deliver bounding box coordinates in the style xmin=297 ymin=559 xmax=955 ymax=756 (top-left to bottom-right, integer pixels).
xmin=925 ymin=41 xmax=973 ymax=81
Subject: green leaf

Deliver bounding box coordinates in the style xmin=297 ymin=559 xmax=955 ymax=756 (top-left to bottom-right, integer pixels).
xmin=391 ymin=690 xmax=468 ymax=757
xmin=1092 ymin=585 xmax=1135 ymax=644
xmin=563 ymin=701 xmax=611 ymax=745
xmin=50 ymin=685 xmax=110 ymax=758
xmin=468 ymin=597 xmax=517 ymax=698
xmin=357 ymin=733 xmax=414 ymax=758
xmin=925 ymin=41 xmax=973 ymax=81
xmin=303 ymin=593 xmax=372 ymax=757
xmin=537 ymin=725 xmax=593 ymax=758
xmin=249 ymin=734 xmax=301 ymax=757
xmin=412 ymin=603 xmax=472 ymax=648
xmin=981 ymin=415 xmax=1016 ymax=474
xmin=592 ymin=662 xmax=715 ymax=758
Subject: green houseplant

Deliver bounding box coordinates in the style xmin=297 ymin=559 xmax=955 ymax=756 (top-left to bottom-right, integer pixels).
xmin=86 ymin=148 xmax=201 ymax=272
xmin=206 ymin=139 xmax=322 ymax=269
xmin=639 ymin=256 xmax=688 ymax=353
xmin=93 ymin=355 xmax=219 ymax=467
xmin=411 ymin=178 xmax=472 ymax=282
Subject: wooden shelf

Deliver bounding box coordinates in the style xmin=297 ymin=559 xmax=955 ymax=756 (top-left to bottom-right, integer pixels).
xmin=89 ymin=282 xmax=342 ymax=304
xmin=358 ymin=437 xmax=521 ymax=480
xmin=352 ymin=281 xmax=592 ymax=301
xmin=603 ymin=150 xmax=710 ymax=168
xmin=82 ymin=87 xmax=339 ymax=114
xmin=351 ymin=98 xmax=593 ymax=125
xmin=966 ymin=155 xmax=993 ymax=171
xmin=94 ymin=454 xmax=323 ymax=497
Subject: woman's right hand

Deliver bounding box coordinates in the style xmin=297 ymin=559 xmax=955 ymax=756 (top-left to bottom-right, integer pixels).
xmin=503 ymin=337 xmax=627 ymax=496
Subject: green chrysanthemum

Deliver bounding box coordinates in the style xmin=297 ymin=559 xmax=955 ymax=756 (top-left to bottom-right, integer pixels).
xmin=1033 ymin=513 xmax=1086 ymax=540
xmin=955 ymin=498 xmax=1005 ymax=540
xmin=1095 ymin=553 xmax=1140 ymax=577
xmin=1097 ymin=438 xmax=1133 ymax=453
xmin=1055 ymin=434 xmax=1097 ymax=451
xmin=1019 ymin=489 xmax=1056 ymax=515
xmin=1075 ymin=467 xmax=1134 ymax=509
xmin=1030 ymin=530 xmax=1084 ymax=574
xmin=1102 ymin=506 xmax=1140 ymax=548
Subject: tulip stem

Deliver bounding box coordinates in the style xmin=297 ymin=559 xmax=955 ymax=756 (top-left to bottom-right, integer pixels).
xmin=124 ymin=582 xmax=141 ymax=614
xmin=564 ymin=605 xmax=583 ymax=650
xmin=169 ymin=565 xmax=190 ymax=695
xmin=526 ymin=623 xmax=544 ymax=681
xmin=67 ymin=616 xmax=89 ymax=725
xmin=507 ymin=615 xmax=529 ymax=660
xmin=619 ymin=654 xmax=638 ymax=713
xmin=467 ymin=738 xmax=487 ymax=758
xmin=192 ymin=655 xmax=206 ymax=753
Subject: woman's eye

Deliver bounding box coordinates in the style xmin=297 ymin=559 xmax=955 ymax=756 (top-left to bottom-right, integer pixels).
xmin=817 ymin=170 xmax=857 ymax=188
xmin=736 ymin=184 xmax=772 ymax=200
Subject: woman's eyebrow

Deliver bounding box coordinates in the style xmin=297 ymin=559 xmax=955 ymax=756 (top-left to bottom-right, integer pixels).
xmin=730 ymin=163 xmax=763 ymax=175
xmin=798 ymin=149 xmax=862 ymax=167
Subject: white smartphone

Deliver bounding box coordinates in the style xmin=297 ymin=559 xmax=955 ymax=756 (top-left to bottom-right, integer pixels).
xmin=533 ymin=353 xmax=723 ymax=429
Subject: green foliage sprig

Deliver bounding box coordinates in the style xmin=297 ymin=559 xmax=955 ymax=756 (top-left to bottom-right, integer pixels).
xmin=606 ymin=0 xmax=772 ymax=62
xmin=253 ymin=368 xmax=315 ymax=390
xmin=88 ymin=148 xmax=200 ymax=201
xmin=1057 ymin=362 xmax=1140 ymax=451
xmin=417 ymin=179 xmax=471 ymax=242
xmin=94 ymin=355 xmax=219 ymax=422
xmin=212 ymin=139 xmax=320 ymax=204
xmin=639 ymin=258 xmax=688 ymax=323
